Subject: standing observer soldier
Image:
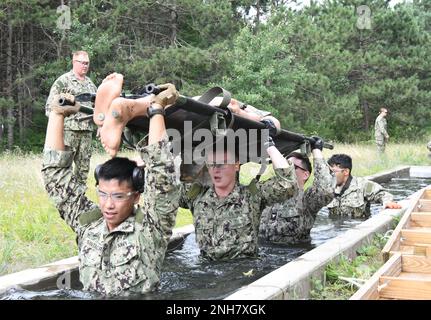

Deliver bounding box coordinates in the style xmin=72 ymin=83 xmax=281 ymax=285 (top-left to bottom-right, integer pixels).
xmin=374 ymin=107 xmax=390 ymax=153
xmin=45 ymin=51 xmax=97 ymax=185
xmin=41 ymin=84 xmax=181 ymax=296
xmin=259 ymin=137 xmax=335 ymax=244
xmin=326 ymin=154 xmax=401 ymax=218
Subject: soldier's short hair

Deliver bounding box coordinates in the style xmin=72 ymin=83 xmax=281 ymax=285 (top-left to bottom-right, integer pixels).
xmin=97 ymin=157 xmax=138 ymax=189
xmin=287 ymin=152 xmax=312 ymax=174
xmin=72 ymin=50 xmax=89 ymax=58
xmin=328 ymin=154 xmax=352 ymax=172
xmin=380 ymin=107 xmax=388 ymax=113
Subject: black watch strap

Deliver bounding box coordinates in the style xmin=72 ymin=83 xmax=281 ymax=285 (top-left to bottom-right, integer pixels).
xmin=147 ymin=104 xmax=165 ymax=118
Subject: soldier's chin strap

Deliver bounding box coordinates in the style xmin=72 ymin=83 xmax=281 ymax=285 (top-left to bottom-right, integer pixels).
xmin=334 ymin=175 xmax=352 ymax=198
xmin=254 ymin=157 xmax=268 ymax=182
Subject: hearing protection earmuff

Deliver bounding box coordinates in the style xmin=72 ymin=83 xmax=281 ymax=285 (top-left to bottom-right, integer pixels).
xmin=94 ymin=164 xmax=145 ymax=193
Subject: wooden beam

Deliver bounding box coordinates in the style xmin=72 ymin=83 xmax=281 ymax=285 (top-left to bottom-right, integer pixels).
xmin=350 ymin=253 xmax=401 ymax=300
xmin=379 ymin=275 xmax=431 ymax=300
xmin=401 ymin=229 xmax=431 ymax=245
xmin=402 ymin=255 xmax=431 ymax=274
xmin=410 ymin=212 xmax=431 ymax=227
xmin=382 ymin=188 xmax=426 ymax=261
xmin=418 ymin=199 xmax=431 ymax=212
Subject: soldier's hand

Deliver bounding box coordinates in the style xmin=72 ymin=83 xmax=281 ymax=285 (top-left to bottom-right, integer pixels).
xmin=310 ymin=136 xmax=324 ymax=151
xmin=385 ymin=201 xmax=402 ymax=209
xmin=50 ymin=93 xmax=80 ymax=117
xmin=261 ymin=119 xmax=278 ymax=138
xmin=153 ymin=83 xmax=179 ymax=108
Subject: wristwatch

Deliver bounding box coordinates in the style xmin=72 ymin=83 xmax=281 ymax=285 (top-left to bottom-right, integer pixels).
xmin=147 ymin=103 xmax=165 ymax=119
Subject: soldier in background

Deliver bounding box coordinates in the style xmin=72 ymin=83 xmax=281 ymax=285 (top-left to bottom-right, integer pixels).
xmin=41 ymin=85 xmax=181 ymax=296
xmin=259 ymin=137 xmax=335 ymax=244
xmin=45 ymin=50 xmax=97 ymax=185
xmin=178 ymin=136 xmax=298 ymax=261
xmin=374 ymin=107 xmax=390 ymax=154
xmin=326 ymin=154 xmax=401 ymax=218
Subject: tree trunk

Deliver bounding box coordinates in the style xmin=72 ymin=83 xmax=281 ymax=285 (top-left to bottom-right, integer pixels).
xmin=6 ymin=17 xmax=15 ymax=150
xmin=254 ymin=0 xmax=261 ymax=33
xmin=170 ymin=1 xmax=178 ymax=46
xmin=362 ymin=100 xmax=369 ymax=131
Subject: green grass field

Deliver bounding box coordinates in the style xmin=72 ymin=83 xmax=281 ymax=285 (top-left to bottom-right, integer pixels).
xmin=0 ymin=142 xmax=429 ymax=276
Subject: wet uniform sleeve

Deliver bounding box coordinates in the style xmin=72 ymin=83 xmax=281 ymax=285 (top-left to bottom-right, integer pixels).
xmin=258 ymin=162 xmax=298 ymax=208
xmin=139 ymin=138 xmax=181 ymax=243
xmin=303 ymin=158 xmax=336 ymax=215
xmin=41 ymin=148 xmax=97 ymax=234
xmin=363 ymin=180 xmax=394 ymax=207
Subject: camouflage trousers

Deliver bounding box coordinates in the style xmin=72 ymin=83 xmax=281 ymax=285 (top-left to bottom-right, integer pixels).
xmin=64 ymin=130 xmax=93 ymax=185
xmin=376 ymin=138 xmax=386 ymax=153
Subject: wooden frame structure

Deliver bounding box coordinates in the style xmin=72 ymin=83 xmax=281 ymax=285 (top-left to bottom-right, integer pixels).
xmin=351 ymin=186 xmax=431 ymax=300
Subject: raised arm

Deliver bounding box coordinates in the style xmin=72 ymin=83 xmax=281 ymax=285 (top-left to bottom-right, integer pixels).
xmin=41 ymin=93 xmax=97 ymax=233
xmin=138 ymin=84 xmax=181 ymax=241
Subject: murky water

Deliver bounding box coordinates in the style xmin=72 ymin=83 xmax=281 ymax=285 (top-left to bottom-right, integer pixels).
xmin=2 ymin=177 xmax=430 ymax=300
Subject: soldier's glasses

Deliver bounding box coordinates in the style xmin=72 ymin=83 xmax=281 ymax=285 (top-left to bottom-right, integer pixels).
xmin=205 ymin=163 xmax=231 ymax=169
xmin=96 ymin=188 xmax=137 ymax=202
xmin=75 ymin=60 xmax=89 ymax=66
xmin=294 ymin=165 xmax=307 ymax=171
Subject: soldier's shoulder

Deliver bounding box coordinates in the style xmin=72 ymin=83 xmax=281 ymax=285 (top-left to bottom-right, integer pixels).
xmin=79 ymin=207 xmax=103 ymax=227
xmin=186 ymin=182 xmax=205 ymax=200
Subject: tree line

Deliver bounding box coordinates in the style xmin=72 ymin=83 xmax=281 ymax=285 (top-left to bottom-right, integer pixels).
xmin=1 ymin=0 xmax=430 ymax=152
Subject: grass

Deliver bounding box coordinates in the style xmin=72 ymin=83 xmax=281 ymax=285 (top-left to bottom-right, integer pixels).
xmin=0 ymin=141 xmax=429 ymax=276
xmin=310 ymin=233 xmax=390 ymax=300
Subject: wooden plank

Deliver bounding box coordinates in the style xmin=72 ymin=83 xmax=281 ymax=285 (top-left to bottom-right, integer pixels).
xmin=350 ymin=253 xmax=402 ymax=300
xmin=401 ymin=229 xmax=431 ymax=245
xmin=411 ymin=212 xmax=431 ymax=225
xmin=418 ymin=200 xmax=431 ymax=212
xmin=424 ymin=189 xmax=431 ymax=200
xmin=402 ymin=255 xmax=431 ymax=274
xmin=382 ymin=188 xmax=426 ymax=261
xmin=379 ymin=275 xmax=431 ymax=300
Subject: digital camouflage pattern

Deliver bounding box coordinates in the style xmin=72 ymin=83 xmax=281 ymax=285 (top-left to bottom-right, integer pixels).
xmin=179 ymin=166 xmax=297 ymax=260
xmin=259 ymin=158 xmax=335 ymax=244
xmin=374 ymin=113 xmax=389 ymax=153
xmin=46 ymin=70 xmax=97 ymax=184
xmin=326 ymin=176 xmax=394 ymax=218
xmin=41 ymin=139 xmax=181 ymax=296
xmin=63 ymin=130 xmax=92 ymax=185
xmin=45 ymin=70 xmax=97 ymax=131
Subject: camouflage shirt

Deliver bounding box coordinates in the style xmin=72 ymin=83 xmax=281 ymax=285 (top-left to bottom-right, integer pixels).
xmin=179 ymin=165 xmax=297 ymax=261
xmin=326 ymin=176 xmax=394 ymax=218
xmin=41 ymin=139 xmax=181 ymax=296
xmin=45 ymin=70 xmax=97 ymax=131
xmin=374 ymin=114 xmax=388 ymax=140
xmin=259 ymin=158 xmax=335 ymax=244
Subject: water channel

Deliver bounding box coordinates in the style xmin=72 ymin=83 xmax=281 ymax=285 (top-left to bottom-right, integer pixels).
xmin=1 ymin=176 xmax=430 ymax=300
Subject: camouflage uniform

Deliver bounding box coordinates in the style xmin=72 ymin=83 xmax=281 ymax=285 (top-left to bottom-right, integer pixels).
xmin=179 ymin=166 xmax=297 ymax=261
xmin=326 ymin=176 xmax=394 ymax=218
xmin=259 ymin=158 xmax=335 ymax=244
xmin=374 ymin=114 xmax=389 ymax=153
xmin=41 ymin=139 xmax=181 ymax=296
xmin=45 ymin=70 xmax=97 ymax=185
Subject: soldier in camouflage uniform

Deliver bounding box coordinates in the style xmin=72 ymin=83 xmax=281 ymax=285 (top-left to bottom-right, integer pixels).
xmin=45 ymin=51 xmax=97 ymax=185
xmin=41 ymin=85 xmax=181 ymax=296
xmin=374 ymin=107 xmax=389 ymax=153
xmin=326 ymin=154 xmax=401 ymax=218
xmin=179 ymin=137 xmax=298 ymax=261
xmin=259 ymin=137 xmax=335 ymax=244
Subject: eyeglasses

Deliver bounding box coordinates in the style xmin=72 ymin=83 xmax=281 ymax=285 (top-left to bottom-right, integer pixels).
xmin=330 ymin=168 xmax=345 ymax=173
xmin=294 ymin=165 xmax=307 ymax=171
xmin=206 ymin=163 xmax=231 ymax=169
xmin=96 ymin=188 xmax=137 ymax=202
xmin=74 ymin=60 xmax=89 ymax=66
